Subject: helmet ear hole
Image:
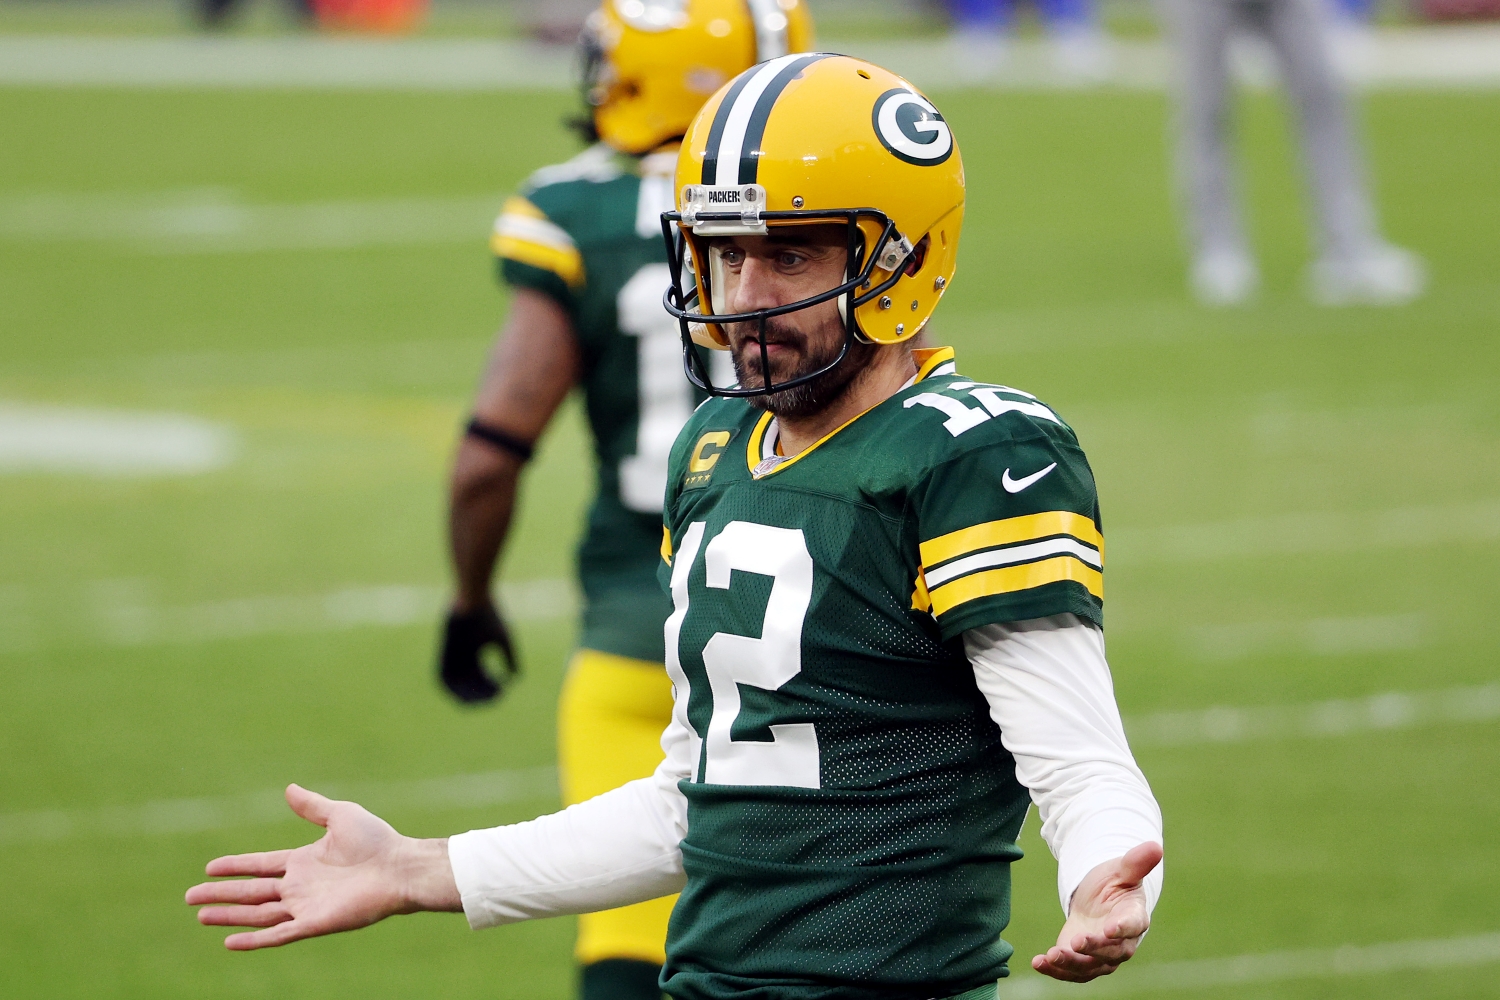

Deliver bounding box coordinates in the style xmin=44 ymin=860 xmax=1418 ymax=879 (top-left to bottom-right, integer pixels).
xmin=903 ymin=235 xmax=930 ymax=277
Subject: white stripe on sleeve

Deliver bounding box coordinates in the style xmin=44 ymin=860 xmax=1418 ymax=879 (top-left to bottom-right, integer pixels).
xmin=492 ymin=213 xmax=576 ymax=251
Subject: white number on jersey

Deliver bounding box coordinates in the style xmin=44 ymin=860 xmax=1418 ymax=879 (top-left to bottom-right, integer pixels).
xmin=667 ymin=520 xmax=821 ymax=789
xmin=903 ymin=382 xmax=1062 ymax=438
xmin=617 ymin=263 xmax=696 ymax=512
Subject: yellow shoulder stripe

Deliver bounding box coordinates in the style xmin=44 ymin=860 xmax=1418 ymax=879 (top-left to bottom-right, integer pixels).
xmin=493 ymin=198 xmax=575 ymax=251
xmin=928 ymin=556 xmax=1103 ymax=616
xmin=492 ymin=234 xmax=586 ymax=289
xmin=660 ymin=526 xmax=672 ymax=566
xmin=491 ymin=196 xmax=586 ymax=288
xmin=500 ymin=195 xmax=548 ymax=221
xmin=920 ymin=510 xmax=1103 ymax=568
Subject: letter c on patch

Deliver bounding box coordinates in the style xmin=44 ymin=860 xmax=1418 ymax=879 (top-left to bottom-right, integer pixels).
xmin=690 ymin=431 xmax=732 ymax=473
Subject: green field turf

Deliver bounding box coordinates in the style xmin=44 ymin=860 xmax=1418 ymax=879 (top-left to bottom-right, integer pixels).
xmin=1 ymin=82 xmax=1498 ymax=999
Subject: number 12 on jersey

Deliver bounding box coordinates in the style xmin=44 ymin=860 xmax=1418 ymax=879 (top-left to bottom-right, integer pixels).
xmin=665 ymin=520 xmax=821 ymax=790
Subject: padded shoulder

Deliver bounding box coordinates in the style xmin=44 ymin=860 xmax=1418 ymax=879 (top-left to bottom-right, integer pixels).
xmin=522 ymin=143 xmax=633 ymax=194
xmin=892 ymin=374 xmax=1085 ymax=472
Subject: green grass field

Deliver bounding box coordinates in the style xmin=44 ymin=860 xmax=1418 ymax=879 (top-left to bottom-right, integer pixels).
xmin=2 ymin=80 xmax=1498 ymax=999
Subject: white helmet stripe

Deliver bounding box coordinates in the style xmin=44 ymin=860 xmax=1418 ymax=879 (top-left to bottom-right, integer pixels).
xmin=709 ymin=54 xmax=806 ymax=189
xmin=709 ymin=53 xmax=828 ymax=188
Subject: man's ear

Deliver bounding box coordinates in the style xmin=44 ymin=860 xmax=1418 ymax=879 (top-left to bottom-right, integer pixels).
xmin=902 ymin=235 xmax=930 ymax=277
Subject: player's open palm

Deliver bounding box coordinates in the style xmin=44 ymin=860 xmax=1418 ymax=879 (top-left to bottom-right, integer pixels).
xmin=1033 ymin=841 xmax=1163 ymax=983
xmin=186 ymin=784 xmax=427 ymax=950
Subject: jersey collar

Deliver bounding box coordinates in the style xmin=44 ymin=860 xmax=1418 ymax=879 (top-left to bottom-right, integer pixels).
xmin=745 ymin=346 xmax=958 ymax=479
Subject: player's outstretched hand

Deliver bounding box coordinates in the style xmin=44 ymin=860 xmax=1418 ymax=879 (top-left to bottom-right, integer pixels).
xmin=439 ymin=603 xmax=519 ymax=703
xmin=1032 ymin=841 xmax=1163 ymax=983
xmin=185 ymin=784 xmax=459 ymax=950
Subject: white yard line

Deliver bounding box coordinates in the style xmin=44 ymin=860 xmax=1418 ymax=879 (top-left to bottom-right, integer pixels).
xmin=1126 ymin=681 xmax=1500 ymax=748
xmin=0 ymin=190 xmax=500 ymax=253
xmin=0 ymin=578 xmax=575 ymax=653
xmin=1184 ymin=612 xmax=1426 ymax=660
xmin=0 ymin=35 xmax=574 ymax=90
xmin=0 ymin=401 xmax=236 ymax=474
xmin=2 ymin=28 xmax=1500 ymax=92
xmin=1 ymin=497 xmax=1492 ymax=649
xmin=1004 ymin=930 xmax=1500 ymax=997
xmin=1109 ymin=500 xmax=1500 ymax=565
xmin=4 ymin=682 xmax=1493 ymax=844
xmin=86 ymin=578 xmax=576 ymax=645
xmin=0 ymin=765 xmax=557 ymax=845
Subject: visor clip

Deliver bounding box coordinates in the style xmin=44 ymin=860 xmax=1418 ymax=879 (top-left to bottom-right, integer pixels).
xmin=876 ymin=233 xmax=914 ymax=272
xmin=739 ymin=185 xmax=761 ymax=228
xmin=878 ymin=296 xmax=892 ymax=310
xmin=680 ymin=184 xmax=703 ymax=228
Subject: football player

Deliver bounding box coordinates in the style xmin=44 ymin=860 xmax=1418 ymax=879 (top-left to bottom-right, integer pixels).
xmin=439 ymin=2 xmax=813 ymax=997
xmin=1160 ymin=0 xmax=1426 ymax=305
xmin=189 ymin=55 xmax=1164 ymax=1000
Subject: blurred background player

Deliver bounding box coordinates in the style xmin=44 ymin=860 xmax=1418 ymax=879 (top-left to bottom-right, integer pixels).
xmin=194 ymin=0 xmax=311 ymax=29
xmin=1327 ymin=0 xmax=1374 ymax=28
xmin=1159 ymin=0 xmax=1426 ymax=306
xmin=438 ymin=2 xmax=814 ymax=998
xmin=194 ymin=0 xmax=426 ymax=34
xmin=945 ymin=0 xmax=1114 ymax=80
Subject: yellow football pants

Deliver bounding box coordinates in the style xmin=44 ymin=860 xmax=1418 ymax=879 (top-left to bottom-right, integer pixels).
xmin=557 ymin=648 xmax=678 ymax=966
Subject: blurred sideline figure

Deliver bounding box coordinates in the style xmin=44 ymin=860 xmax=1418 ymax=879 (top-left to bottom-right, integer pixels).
xmin=439 ymin=2 xmax=813 ymax=998
xmin=947 ymin=0 xmax=1114 ymax=81
xmin=1328 ymin=0 xmax=1373 ymax=20
xmin=195 ymin=0 xmax=427 ymax=33
xmin=1159 ymin=0 xmax=1426 ymax=306
xmin=1322 ymin=0 xmax=1378 ymax=79
xmin=195 ymin=0 xmax=312 ymax=29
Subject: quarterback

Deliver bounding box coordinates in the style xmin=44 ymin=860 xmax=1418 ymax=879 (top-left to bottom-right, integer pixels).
xmin=439 ymin=2 xmax=811 ymax=997
xmin=188 ymin=55 xmax=1163 ymax=1000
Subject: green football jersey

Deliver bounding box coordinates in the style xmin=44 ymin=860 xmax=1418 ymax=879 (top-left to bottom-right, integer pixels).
xmin=495 ymin=143 xmax=720 ymax=662
xmin=656 ymin=348 xmax=1105 ymax=1000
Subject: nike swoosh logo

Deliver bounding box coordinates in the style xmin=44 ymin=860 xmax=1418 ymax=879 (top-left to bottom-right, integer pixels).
xmin=1002 ymin=462 xmax=1058 ymax=493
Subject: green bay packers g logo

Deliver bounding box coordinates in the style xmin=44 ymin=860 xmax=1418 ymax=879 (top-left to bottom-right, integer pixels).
xmin=871 ymin=88 xmax=953 ymax=166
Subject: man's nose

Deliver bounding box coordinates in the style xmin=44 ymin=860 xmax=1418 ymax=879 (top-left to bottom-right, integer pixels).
xmin=727 ymin=255 xmax=783 ymax=314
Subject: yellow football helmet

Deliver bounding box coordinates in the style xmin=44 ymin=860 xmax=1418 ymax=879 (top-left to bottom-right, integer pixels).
xmin=580 ymin=0 xmax=816 ymax=156
xmin=662 ymin=54 xmax=965 ymax=396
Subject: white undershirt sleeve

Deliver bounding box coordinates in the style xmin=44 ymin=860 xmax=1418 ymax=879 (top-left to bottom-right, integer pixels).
xmin=445 ymin=698 xmax=694 ymax=930
xmin=446 ymin=616 xmax=1160 ymax=928
xmin=964 ymin=615 xmax=1164 ymax=916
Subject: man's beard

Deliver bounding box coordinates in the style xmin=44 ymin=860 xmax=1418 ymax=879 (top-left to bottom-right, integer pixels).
xmin=729 ymin=316 xmax=876 ymax=419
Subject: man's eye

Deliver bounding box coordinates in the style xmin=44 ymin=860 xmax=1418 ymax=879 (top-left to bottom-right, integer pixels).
xmin=778 ymin=253 xmax=804 ymax=267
